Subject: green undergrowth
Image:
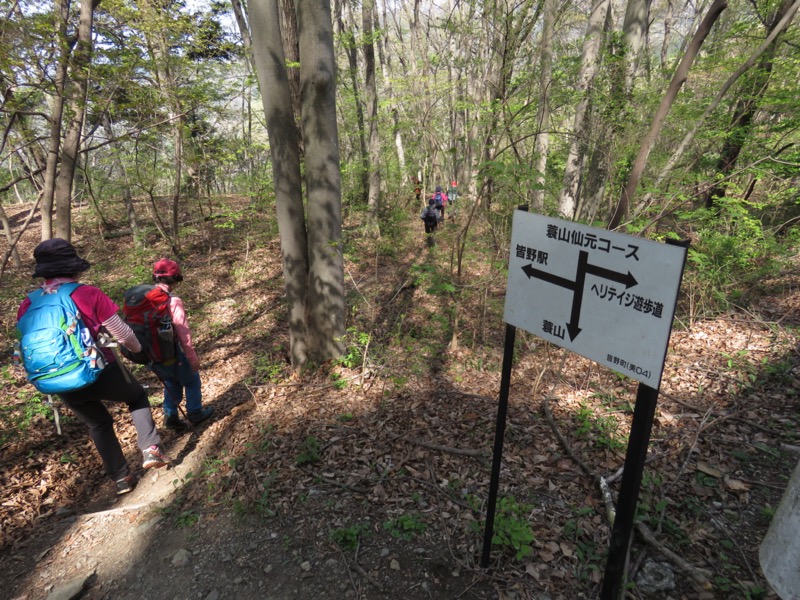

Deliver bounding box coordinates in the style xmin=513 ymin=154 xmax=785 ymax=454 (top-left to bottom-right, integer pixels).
xmin=671 ymin=197 xmax=799 ymax=317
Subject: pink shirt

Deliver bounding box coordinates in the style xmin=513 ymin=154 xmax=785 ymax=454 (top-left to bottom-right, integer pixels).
xmin=155 ymin=283 xmax=199 ymax=370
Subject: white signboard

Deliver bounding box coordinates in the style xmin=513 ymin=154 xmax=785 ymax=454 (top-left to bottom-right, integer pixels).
xmin=504 ymin=211 xmax=687 ymax=388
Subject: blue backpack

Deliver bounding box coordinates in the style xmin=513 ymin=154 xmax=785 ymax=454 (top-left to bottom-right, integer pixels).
xmin=16 ymin=282 xmax=105 ymax=394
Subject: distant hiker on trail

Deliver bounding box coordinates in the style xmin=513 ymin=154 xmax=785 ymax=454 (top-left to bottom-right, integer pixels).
xmin=447 ymin=181 xmax=458 ymax=219
xmin=431 ymin=186 xmax=449 ymax=221
xmin=414 ymin=181 xmax=422 ymax=203
xmin=420 ymin=198 xmax=440 ymax=246
xmin=447 ymin=181 xmax=458 ymax=203
xmin=15 ymin=239 xmax=171 ymax=496
xmin=147 ymin=259 xmax=213 ymax=431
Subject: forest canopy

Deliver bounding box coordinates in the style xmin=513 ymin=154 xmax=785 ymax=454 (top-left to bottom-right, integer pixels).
xmin=1 ymin=0 xmax=798 ymax=298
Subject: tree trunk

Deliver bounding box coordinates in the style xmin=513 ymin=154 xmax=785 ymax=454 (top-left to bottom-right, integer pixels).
xmin=54 ymin=0 xmax=97 ymax=242
xmin=41 ymin=0 xmax=72 ymax=241
xmin=0 ymin=197 xmax=42 ymax=282
xmin=531 ymin=0 xmax=555 ymax=212
xmin=608 ymin=0 xmax=728 ymax=229
xmin=247 ymin=0 xmax=309 ymax=367
xmin=171 ymin=114 xmax=182 ymax=239
xmin=639 ymin=0 xmax=800 ymax=215
xmin=660 ymin=0 xmax=674 ymax=74
xmin=140 ymin=0 xmax=184 ymax=250
xmin=101 ymin=113 xmax=140 ymax=245
xmin=574 ymin=3 xmax=615 ymax=222
xmin=0 ymin=205 xmax=22 ymax=268
xmin=5 ymin=90 xmax=48 ymax=190
xmin=578 ymin=0 xmax=651 ymax=222
xmin=334 ymin=0 xmax=368 ymax=200
xmin=363 ymin=0 xmax=381 ymax=233
xmin=297 ymin=0 xmax=345 ymax=363
xmin=660 ymin=0 xmax=707 ymax=81
xmin=279 ymin=0 xmax=302 ymax=146
xmin=558 ymin=0 xmax=612 ymax=219
xmin=622 ymin=0 xmax=652 ymax=92
xmin=378 ymin=0 xmax=406 ymax=183
xmin=230 ymin=0 xmax=256 ymax=72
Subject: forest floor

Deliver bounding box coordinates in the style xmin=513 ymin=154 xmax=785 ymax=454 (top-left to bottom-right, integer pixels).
xmin=0 ymin=196 xmax=798 ymax=600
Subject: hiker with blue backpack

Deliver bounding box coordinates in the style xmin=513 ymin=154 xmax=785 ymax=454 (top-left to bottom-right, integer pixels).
xmin=143 ymin=259 xmax=213 ymax=431
xmin=431 ymin=186 xmax=449 ymax=221
xmin=15 ymin=239 xmax=171 ymax=496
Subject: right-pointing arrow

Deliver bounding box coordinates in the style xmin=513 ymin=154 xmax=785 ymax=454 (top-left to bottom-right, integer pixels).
xmin=586 ymin=263 xmax=638 ymax=288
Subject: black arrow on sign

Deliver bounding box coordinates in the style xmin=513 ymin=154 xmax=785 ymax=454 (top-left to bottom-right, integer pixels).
xmin=521 ymin=263 xmax=575 ymax=290
xmin=567 ymin=251 xmax=589 ymax=341
xmin=521 ymin=250 xmax=639 ymax=341
xmin=585 ymin=263 xmax=638 ymax=289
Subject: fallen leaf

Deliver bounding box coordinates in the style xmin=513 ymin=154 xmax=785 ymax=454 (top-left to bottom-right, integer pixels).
xmin=724 ymin=477 xmax=750 ymax=491
xmin=696 ymin=461 xmax=724 ymax=478
xmin=545 ymin=541 xmax=560 ymax=553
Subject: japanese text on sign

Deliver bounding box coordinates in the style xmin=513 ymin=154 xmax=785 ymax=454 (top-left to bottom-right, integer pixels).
xmin=591 ymin=284 xmax=664 ymax=319
xmin=546 ymin=224 xmax=640 ymax=260
xmin=515 ymin=245 xmax=549 ymax=265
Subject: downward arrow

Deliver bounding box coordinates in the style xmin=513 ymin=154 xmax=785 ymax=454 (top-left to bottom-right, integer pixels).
xmin=566 ymin=251 xmax=589 ymax=341
xmin=566 ymin=323 xmax=582 ymax=341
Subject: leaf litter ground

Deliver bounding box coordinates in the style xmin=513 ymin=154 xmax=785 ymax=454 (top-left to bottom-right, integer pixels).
xmin=0 ymin=197 xmax=798 ymax=600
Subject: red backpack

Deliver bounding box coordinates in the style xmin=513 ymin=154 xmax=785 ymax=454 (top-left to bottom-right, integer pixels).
xmin=119 ymin=285 xmax=177 ymax=364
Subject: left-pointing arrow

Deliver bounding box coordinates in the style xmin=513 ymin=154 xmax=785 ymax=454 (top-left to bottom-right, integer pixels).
xmin=521 ymin=264 xmax=575 ymax=290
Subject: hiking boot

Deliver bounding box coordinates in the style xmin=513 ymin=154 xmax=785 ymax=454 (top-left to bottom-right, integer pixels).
xmin=187 ymin=407 xmax=214 ymax=425
xmin=164 ymin=415 xmax=188 ymax=431
xmin=116 ymin=474 xmax=137 ymax=495
xmin=142 ymin=444 xmax=171 ymax=469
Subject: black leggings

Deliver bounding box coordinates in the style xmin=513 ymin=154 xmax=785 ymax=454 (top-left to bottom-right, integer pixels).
xmin=58 ymin=361 xmax=161 ymax=481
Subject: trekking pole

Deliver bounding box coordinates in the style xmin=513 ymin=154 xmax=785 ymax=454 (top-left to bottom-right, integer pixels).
xmin=98 ymin=334 xmax=136 ymax=386
xmin=97 ymin=331 xmax=133 ymax=383
xmin=45 ymin=395 xmax=61 ymax=435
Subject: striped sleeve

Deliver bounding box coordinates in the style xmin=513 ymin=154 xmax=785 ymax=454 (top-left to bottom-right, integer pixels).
xmin=102 ymin=313 xmax=142 ymax=353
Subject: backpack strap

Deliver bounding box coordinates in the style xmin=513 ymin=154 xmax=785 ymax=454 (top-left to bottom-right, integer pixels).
xmin=56 ymin=281 xmax=82 ymax=296
xmin=27 ymin=281 xmax=82 ymax=305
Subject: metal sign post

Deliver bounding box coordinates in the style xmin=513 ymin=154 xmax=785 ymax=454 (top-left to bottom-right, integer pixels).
xmin=599 ymin=237 xmax=689 ymax=599
xmin=481 ymin=205 xmax=528 ymax=569
xmin=480 ymin=323 xmax=517 ymax=568
xmin=600 ymin=383 xmax=659 ymax=600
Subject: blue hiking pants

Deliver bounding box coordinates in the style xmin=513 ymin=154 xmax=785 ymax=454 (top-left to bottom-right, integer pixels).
xmin=151 ymin=347 xmax=203 ymax=419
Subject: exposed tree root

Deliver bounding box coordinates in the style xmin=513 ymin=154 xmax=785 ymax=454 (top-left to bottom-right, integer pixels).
xmin=541 ymin=394 xmax=712 ymax=590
